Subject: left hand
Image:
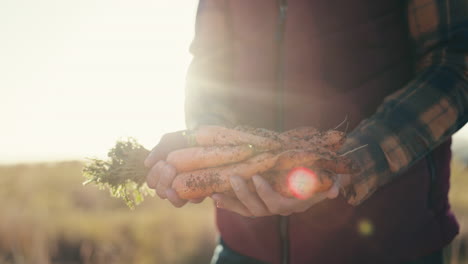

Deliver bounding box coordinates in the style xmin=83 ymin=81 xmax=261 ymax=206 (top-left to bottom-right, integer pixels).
xmin=211 ymin=174 xmax=346 ymax=217
xmin=144 ymin=130 xmax=205 ymax=208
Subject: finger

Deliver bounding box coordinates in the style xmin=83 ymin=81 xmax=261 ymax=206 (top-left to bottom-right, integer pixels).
xmin=223 ymin=190 xmax=237 ymax=198
xmin=306 ymin=192 xmax=328 ymax=206
xmin=211 ymin=193 xmax=253 ymax=218
xmin=144 ymin=149 xmax=160 ymax=168
xmin=230 ymin=176 xmax=269 ymax=217
xmin=326 ymin=174 xmax=343 ymax=199
xmin=189 ymin=197 xmax=205 ymax=204
xmin=326 ymin=182 xmax=340 ymax=199
xmin=144 ymin=144 xmax=169 ymax=168
xmin=155 ymin=161 xmax=177 ymax=198
xmin=144 ymin=130 xmax=188 ymax=168
xmin=252 ymin=175 xmax=291 ymax=215
xmin=291 ymin=189 xmax=331 ymax=214
xmin=338 ymin=174 xmax=351 ymax=187
xmin=146 ymin=160 xmax=165 ymax=189
xmin=165 ymin=188 xmax=188 ymax=208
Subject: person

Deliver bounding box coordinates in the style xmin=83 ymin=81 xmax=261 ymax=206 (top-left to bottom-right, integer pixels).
xmin=144 ymin=1 xmax=468 ymax=263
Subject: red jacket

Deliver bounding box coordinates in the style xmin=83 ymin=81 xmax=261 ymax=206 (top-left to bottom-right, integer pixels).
xmin=185 ymin=1 xmax=459 ymax=263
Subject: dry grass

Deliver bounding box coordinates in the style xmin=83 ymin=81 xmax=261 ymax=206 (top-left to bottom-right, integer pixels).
xmin=0 ymin=159 xmax=467 ymax=263
xmin=445 ymin=158 xmax=468 ymax=264
xmin=0 ymin=161 xmax=216 ymax=264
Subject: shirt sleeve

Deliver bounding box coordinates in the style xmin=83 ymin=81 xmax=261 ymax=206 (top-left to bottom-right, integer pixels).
xmin=340 ymin=0 xmax=468 ymax=205
xmin=184 ymin=0 xmax=236 ymax=130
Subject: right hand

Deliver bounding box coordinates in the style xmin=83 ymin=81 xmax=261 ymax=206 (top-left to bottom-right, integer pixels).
xmin=144 ymin=131 xmax=204 ymax=207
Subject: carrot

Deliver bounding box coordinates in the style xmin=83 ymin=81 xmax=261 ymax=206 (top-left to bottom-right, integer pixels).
xmin=189 ymin=125 xmax=282 ymax=151
xmin=234 ymin=126 xmax=345 ymax=151
xmin=279 ymin=129 xmax=346 ymax=152
xmin=273 ymin=147 xmax=336 ymax=171
xmin=280 ymin=126 xmax=319 ymax=139
xmin=261 ymin=170 xmax=292 ymax=197
xmin=262 ymin=168 xmax=334 ymax=199
xmin=85 ymin=125 xmax=359 ymax=208
xmin=313 ymin=157 xmax=360 ymax=174
xmin=319 ymin=130 xmax=346 ymax=152
xmin=221 ymin=168 xmax=336 ymax=199
xmin=166 ymin=144 xmax=256 ymax=173
xmin=172 ymin=152 xmax=278 ymax=200
xmin=234 ymin=125 xmax=282 ymax=141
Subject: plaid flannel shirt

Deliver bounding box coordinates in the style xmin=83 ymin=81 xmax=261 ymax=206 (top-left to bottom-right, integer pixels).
xmin=341 ymin=0 xmax=468 ymax=205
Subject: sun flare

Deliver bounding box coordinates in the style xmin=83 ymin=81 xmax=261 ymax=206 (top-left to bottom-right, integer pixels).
xmin=0 ymin=1 xmax=198 ymax=163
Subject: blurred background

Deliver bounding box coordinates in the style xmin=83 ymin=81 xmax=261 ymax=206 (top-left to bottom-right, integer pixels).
xmin=0 ymin=1 xmax=467 ymax=263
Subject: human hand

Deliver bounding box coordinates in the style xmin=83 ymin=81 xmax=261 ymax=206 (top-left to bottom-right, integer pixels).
xmin=144 ymin=131 xmax=204 ymax=207
xmin=210 ymin=174 xmax=348 ymax=217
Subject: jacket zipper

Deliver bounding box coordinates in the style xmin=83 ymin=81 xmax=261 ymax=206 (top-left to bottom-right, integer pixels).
xmin=279 ymin=215 xmax=289 ymax=264
xmin=276 ymin=0 xmax=287 ymax=132
xmin=276 ymin=1 xmax=289 ymax=264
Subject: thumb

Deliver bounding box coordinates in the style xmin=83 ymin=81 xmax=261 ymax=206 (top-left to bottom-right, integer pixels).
xmin=144 ymin=130 xmax=189 ymax=168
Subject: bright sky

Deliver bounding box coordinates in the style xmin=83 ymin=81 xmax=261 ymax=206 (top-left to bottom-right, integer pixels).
xmin=0 ymin=0 xmax=198 ymax=163
xmin=0 ymin=0 xmax=467 ymax=164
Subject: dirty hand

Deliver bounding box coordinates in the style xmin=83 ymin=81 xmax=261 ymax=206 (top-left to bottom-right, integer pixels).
xmin=211 ymin=174 xmax=349 ymax=217
xmin=144 ymin=131 xmax=204 ymax=207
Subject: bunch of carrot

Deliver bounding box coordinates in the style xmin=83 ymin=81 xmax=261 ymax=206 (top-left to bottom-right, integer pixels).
xmin=83 ymin=125 xmax=360 ymax=207
xmin=166 ymin=125 xmax=360 ymax=200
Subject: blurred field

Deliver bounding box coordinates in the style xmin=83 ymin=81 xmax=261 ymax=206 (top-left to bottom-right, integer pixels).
xmin=0 ymin=158 xmax=467 ymax=264
xmin=0 ymin=161 xmax=216 ymax=264
xmin=445 ymin=156 xmax=468 ymax=264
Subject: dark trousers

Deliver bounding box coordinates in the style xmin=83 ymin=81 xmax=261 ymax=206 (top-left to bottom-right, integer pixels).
xmin=210 ymin=239 xmax=443 ymax=264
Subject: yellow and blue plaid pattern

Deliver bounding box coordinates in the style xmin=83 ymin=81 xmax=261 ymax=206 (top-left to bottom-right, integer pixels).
xmin=342 ymin=0 xmax=468 ymax=205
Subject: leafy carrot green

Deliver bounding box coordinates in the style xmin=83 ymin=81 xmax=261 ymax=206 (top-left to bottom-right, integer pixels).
xmin=82 ymin=138 xmax=153 ymax=209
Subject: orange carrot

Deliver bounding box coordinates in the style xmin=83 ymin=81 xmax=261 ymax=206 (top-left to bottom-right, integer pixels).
xmin=261 ymin=170 xmax=292 ymax=197
xmin=273 ymin=147 xmax=336 ymax=170
xmin=279 ymin=129 xmax=346 ymax=152
xmin=172 ymin=152 xmax=278 ymax=200
xmin=319 ymin=130 xmax=346 ymax=152
xmin=221 ymin=168 xmax=336 ymax=199
xmin=234 ymin=125 xmax=282 ymax=141
xmin=280 ymin=126 xmax=319 ymax=139
xmin=262 ymin=168 xmax=334 ymax=198
xmin=166 ymin=144 xmax=256 ymax=173
xmin=313 ymin=157 xmax=360 ymax=174
xmin=189 ymin=125 xmax=282 ymax=151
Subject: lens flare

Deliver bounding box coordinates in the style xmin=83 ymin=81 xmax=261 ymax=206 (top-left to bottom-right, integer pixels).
xmin=287 ymin=167 xmax=319 ymax=200
xmin=358 ymin=219 xmax=374 ymax=236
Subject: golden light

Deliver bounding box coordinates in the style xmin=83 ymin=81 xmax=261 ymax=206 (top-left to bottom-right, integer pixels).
xmin=357 ymin=218 xmax=374 ymax=236
xmin=287 ymin=167 xmax=320 ymax=200
xmin=0 ymin=1 xmax=198 ymax=163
